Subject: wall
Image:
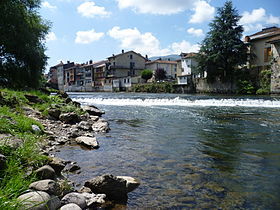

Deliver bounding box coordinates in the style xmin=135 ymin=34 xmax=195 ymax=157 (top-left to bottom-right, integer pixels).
xmin=250 ymin=39 xmax=271 ymax=67
xmin=109 ymin=51 xmax=146 ymax=70
xmin=271 ymin=42 xmax=280 ymax=94
xmin=195 ymin=78 xmax=237 ymax=93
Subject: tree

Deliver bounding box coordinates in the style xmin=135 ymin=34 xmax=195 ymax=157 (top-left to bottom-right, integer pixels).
xmin=154 ymin=68 xmax=166 ymax=81
xmin=196 ymin=1 xmax=247 ymax=82
xmin=0 ymin=0 xmax=50 ymax=88
xmin=141 ymin=69 xmax=153 ymax=82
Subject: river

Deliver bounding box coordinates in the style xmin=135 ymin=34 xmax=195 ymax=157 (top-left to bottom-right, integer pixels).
xmin=56 ymin=93 xmax=280 ymax=209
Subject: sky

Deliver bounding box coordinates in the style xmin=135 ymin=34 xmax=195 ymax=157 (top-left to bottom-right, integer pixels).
xmin=40 ymin=0 xmax=280 ymax=71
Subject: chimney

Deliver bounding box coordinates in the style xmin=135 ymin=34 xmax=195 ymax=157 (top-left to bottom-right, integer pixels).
xmin=244 ymin=36 xmax=250 ymax=43
xmin=112 ymin=54 xmax=115 ymax=57
xmin=67 ymin=61 xmax=70 ymax=64
xmin=122 ymin=49 xmax=124 ymax=53
xmin=89 ymin=60 xmax=93 ymax=64
xmin=145 ymin=55 xmax=148 ymax=60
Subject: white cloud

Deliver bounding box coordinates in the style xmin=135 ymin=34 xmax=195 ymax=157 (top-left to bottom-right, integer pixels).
xmin=108 ymin=26 xmax=199 ymax=56
xmin=75 ymin=29 xmax=104 ymax=44
xmin=77 ymin=1 xmax=111 ymax=18
xmin=239 ymin=8 xmax=280 ymax=33
xmin=42 ymin=1 xmax=57 ymax=10
xmin=239 ymin=8 xmax=266 ymax=25
xmin=46 ymin=32 xmax=57 ymax=42
xmin=116 ymin=0 xmax=197 ymax=15
xmin=189 ymin=0 xmax=215 ymax=23
xmin=187 ymin=28 xmax=204 ymax=37
xmin=171 ymin=40 xmax=200 ymax=54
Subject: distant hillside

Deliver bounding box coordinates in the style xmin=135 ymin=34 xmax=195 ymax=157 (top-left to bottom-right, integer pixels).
xmin=149 ymin=54 xmax=180 ymax=61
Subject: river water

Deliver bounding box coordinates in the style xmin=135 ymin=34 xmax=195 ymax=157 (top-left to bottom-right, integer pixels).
xmin=57 ymin=93 xmax=280 ymax=209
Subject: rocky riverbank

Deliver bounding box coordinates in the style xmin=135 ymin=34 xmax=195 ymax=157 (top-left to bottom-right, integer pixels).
xmin=0 ymin=90 xmax=140 ymax=209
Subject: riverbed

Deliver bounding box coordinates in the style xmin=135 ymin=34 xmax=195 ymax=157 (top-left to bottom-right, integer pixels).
xmin=56 ymin=93 xmax=280 ymax=209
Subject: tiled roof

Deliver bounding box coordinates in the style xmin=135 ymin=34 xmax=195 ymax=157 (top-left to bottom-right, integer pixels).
xmin=146 ymin=60 xmax=177 ymax=65
xmin=248 ymin=27 xmax=280 ymax=41
xmin=108 ymin=50 xmax=147 ymax=60
xmin=266 ymin=35 xmax=280 ymax=43
xmin=184 ymin=53 xmax=198 ymax=58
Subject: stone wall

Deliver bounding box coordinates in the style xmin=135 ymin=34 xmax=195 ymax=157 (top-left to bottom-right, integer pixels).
xmin=195 ymin=78 xmax=237 ymax=93
xmin=270 ymin=43 xmax=280 ymax=94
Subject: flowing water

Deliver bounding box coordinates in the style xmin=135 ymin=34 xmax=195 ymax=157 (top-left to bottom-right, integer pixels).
xmin=56 ymin=93 xmax=280 ymax=209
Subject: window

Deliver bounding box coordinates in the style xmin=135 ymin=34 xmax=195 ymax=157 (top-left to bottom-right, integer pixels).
xmin=264 ymin=47 xmax=272 ymax=62
xmin=130 ymin=54 xmax=133 ymax=59
xmin=127 ymin=78 xmax=130 ymax=83
xmin=113 ymin=62 xmax=116 ymax=66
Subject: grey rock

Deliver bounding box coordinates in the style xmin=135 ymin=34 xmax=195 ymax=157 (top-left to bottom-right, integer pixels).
xmin=35 ymin=165 xmax=56 ymax=180
xmin=24 ymin=94 xmax=43 ymax=104
xmin=61 ymin=192 xmax=87 ymax=209
xmin=0 ymin=153 xmax=6 ymax=169
xmin=80 ymin=113 xmax=90 ymax=121
xmin=75 ymin=136 xmax=99 ymax=149
xmin=17 ymin=191 xmax=60 ymax=210
xmin=31 ymin=125 xmax=41 ymax=134
xmin=47 ymin=108 xmax=61 ymax=120
xmin=60 ymin=203 xmax=82 ymax=210
xmin=89 ymin=115 xmax=99 ymax=122
xmin=59 ymin=112 xmax=81 ymax=124
xmin=0 ymin=134 xmax=23 ymax=149
xmin=84 ymin=174 xmax=127 ymax=200
xmin=49 ymin=157 xmax=66 ymax=175
xmin=72 ymin=101 xmax=81 ymax=108
xmin=77 ymin=121 xmax=92 ymax=131
xmin=117 ymin=176 xmax=140 ymax=193
xmin=92 ymin=119 xmax=110 ymax=133
xmin=82 ymin=192 xmax=106 ymax=206
xmin=83 ymin=106 xmax=105 ymax=117
xmin=78 ymin=186 xmax=92 ymax=193
xmin=29 ymin=179 xmax=61 ymax=196
xmin=57 ymin=136 xmax=69 ymax=145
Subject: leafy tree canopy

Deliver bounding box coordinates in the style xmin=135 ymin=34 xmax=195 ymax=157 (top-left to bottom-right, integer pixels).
xmin=154 ymin=68 xmax=167 ymax=81
xmin=0 ymin=0 xmax=50 ymax=88
xmin=141 ymin=69 xmax=153 ymax=82
xmin=196 ymin=0 xmax=247 ymax=82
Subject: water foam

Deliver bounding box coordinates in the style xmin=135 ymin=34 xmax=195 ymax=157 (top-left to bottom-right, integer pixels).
xmin=73 ymin=97 xmax=280 ymax=108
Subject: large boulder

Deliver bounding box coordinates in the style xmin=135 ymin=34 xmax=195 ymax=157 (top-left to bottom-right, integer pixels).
xmin=92 ymin=119 xmax=110 ymax=133
xmin=77 ymin=121 xmax=92 ymax=131
xmin=82 ymin=192 xmax=106 ymax=206
xmin=17 ymin=191 xmax=61 ymax=210
xmin=47 ymin=108 xmax=61 ymax=120
xmin=59 ymin=112 xmax=81 ymax=124
xmin=83 ymin=106 xmax=105 ymax=117
xmin=60 ymin=203 xmax=82 ymax=210
xmin=75 ymin=136 xmax=99 ymax=149
xmin=29 ymin=179 xmax=61 ymax=196
xmin=61 ymin=192 xmax=87 ymax=209
xmin=35 ymin=165 xmax=56 ymax=180
xmin=117 ymin=176 xmax=141 ymax=193
xmin=84 ymin=174 xmax=128 ymax=200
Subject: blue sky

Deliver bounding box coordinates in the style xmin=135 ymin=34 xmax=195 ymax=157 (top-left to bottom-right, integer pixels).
xmin=41 ymin=0 xmax=280 ymax=71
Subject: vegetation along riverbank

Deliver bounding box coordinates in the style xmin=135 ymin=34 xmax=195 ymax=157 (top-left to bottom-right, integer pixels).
xmin=0 ymin=88 xmax=139 ymax=209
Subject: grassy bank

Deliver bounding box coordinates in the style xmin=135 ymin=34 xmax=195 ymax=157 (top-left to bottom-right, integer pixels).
xmin=0 ymin=88 xmax=82 ymax=209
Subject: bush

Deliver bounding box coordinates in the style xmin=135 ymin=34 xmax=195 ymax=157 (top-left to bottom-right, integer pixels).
xmin=141 ymin=69 xmax=153 ymax=82
xmin=132 ymin=82 xmax=175 ymax=93
xmin=236 ymin=80 xmax=255 ymax=94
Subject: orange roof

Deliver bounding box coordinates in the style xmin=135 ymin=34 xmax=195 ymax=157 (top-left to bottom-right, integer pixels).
xmin=146 ymin=60 xmax=177 ymax=65
xmin=266 ymin=35 xmax=280 ymax=43
xmin=184 ymin=53 xmax=198 ymax=58
xmin=248 ymin=27 xmax=280 ymax=41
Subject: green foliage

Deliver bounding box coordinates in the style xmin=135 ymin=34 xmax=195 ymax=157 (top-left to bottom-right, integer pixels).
xmin=141 ymin=69 xmax=153 ymax=82
xmin=154 ymin=68 xmax=167 ymax=81
xmin=0 ymin=0 xmax=50 ymax=88
xmin=132 ymin=82 xmax=175 ymax=93
xmin=196 ymin=1 xmax=247 ymax=82
xmin=236 ymin=80 xmax=255 ymax=94
xmin=256 ymin=69 xmax=271 ymax=95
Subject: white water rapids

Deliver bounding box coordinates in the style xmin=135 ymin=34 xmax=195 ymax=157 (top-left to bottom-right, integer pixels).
xmin=73 ymin=97 xmax=280 ymax=108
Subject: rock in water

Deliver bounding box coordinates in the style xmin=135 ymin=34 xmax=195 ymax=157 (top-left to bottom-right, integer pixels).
xmin=92 ymin=119 xmax=110 ymax=133
xmin=82 ymin=192 xmax=106 ymax=206
xmin=35 ymin=165 xmax=56 ymax=180
xmin=83 ymin=106 xmax=105 ymax=117
xmin=84 ymin=174 xmax=128 ymax=200
xmin=29 ymin=179 xmax=61 ymax=196
xmin=117 ymin=176 xmax=140 ymax=193
xmin=17 ymin=191 xmax=60 ymax=210
xmin=48 ymin=157 xmax=66 ymax=175
xmin=75 ymin=136 xmax=99 ymax=149
xmin=61 ymin=192 xmax=87 ymax=209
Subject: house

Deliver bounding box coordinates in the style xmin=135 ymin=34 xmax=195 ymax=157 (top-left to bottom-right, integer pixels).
xmin=267 ymin=35 xmax=280 ymax=94
xmin=107 ymin=50 xmax=147 ymax=90
xmin=92 ymin=60 xmax=108 ymax=91
xmin=52 ymin=61 xmax=75 ymax=91
xmin=48 ymin=66 xmax=58 ymax=89
xmin=245 ymin=26 xmax=280 ymax=70
xmin=177 ymin=53 xmax=199 ymax=85
xmin=145 ymin=59 xmax=177 ymax=80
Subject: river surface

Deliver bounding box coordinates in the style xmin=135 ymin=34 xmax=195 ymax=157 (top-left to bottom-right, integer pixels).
xmin=57 ymin=93 xmax=280 ymax=209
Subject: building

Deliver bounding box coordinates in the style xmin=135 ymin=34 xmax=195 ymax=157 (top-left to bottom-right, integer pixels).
xmin=107 ymin=50 xmax=147 ymax=90
xmin=177 ymin=53 xmax=199 ymax=85
xmin=245 ymin=27 xmax=280 ymax=70
xmin=145 ymin=59 xmax=177 ymax=80
xmin=54 ymin=61 xmax=75 ymax=91
xmin=48 ymin=66 xmax=58 ymax=89
xmin=92 ymin=60 xmax=108 ymax=91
